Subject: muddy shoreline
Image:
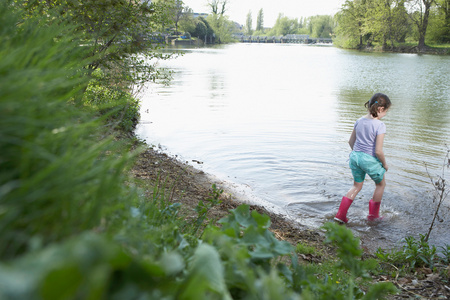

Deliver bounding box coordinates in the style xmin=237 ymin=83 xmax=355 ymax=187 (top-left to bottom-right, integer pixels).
xmin=130 ymin=143 xmax=381 ymax=254
xmin=129 ymin=140 xmax=450 ymax=299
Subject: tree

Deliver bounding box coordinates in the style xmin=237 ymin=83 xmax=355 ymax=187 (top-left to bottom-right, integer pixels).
xmin=308 ymin=15 xmax=335 ymax=38
xmin=173 ymin=0 xmax=184 ymax=34
xmin=206 ymin=0 xmax=233 ymax=43
xmin=335 ymin=0 xmax=369 ymax=48
xmin=152 ymin=0 xmax=177 ymax=33
xmin=363 ymin=0 xmax=410 ymax=49
xmin=20 ymin=0 xmax=174 ymax=89
xmin=208 ymin=0 xmax=228 ymax=15
xmin=190 ymin=16 xmax=214 ymax=42
xmin=245 ymin=10 xmax=253 ymax=35
xmin=268 ymin=14 xmax=300 ymax=36
xmin=256 ymin=8 xmax=264 ymax=31
xmin=179 ymin=6 xmax=196 ymax=34
xmin=206 ymin=13 xmax=234 ymax=43
xmin=435 ymin=0 xmax=450 ymax=42
xmin=406 ymin=0 xmax=436 ymax=50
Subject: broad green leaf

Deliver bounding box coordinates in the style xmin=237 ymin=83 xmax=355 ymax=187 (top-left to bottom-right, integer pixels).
xmin=178 ymin=244 xmax=232 ymax=300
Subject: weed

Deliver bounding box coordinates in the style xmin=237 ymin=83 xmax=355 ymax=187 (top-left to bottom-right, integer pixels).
xmin=439 ymin=245 xmax=450 ymax=265
xmin=376 ymin=234 xmax=441 ymax=272
xmin=424 ymin=145 xmax=450 ymax=241
xmin=190 ymin=184 xmax=223 ymax=236
xmin=296 ymin=243 xmax=320 ymax=255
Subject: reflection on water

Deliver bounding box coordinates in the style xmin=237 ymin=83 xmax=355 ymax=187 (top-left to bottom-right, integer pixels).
xmin=137 ymin=43 xmax=450 ymax=249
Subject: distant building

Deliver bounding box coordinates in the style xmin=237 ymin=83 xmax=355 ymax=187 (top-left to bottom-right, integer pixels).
xmin=193 ymin=13 xmax=209 ymax=19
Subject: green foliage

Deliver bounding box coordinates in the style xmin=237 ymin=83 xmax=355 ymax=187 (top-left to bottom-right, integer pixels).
xmin=335 ymin=0 xmax=449 ymax=48
xmin=308 ymin=15 xmax=335 ymax=38
xmin=83 ymin=69 xmax=140 ymax=133
xmin=0 ymin=233 xmax=195 ymax=300
xmin=21 ymin=0 xmax=157 ymax=66
xmin=0 ymin=1 xmax=135 ymax=259
xmin=361 ymin=0 xmax=410 ymax=48
xmin=376 ymin=235 xmax=439 ymax=271
xmin=210 ymin=205 xmax=294 ymax=264
xmin=426 ymin=9 xmax=449 ymax=43
xmin=334 ymin=0 xmax=365 ymax=47
xmin=264 ymin=14 xmax=333 ymax=38
xmin=190 ymin=184 xmax=223 ymax=236
xmin=245 ymin=11 xmax=253 ymax=36
xmin=177 ymin=244 xmax=232 ymax=299
xmin=322 ymin=223 xmax=397 ymax=299
xmin=207 ymin=13 xmax=236 ymax=43
xmin=256 ymin=8 xmax=264 ymax=32
xmin=296 ymin=243 xmax=319 ymax=255
xmin=21 ymin=0 xmax=174 ymax=94
xmin=439 ymin=245 xmax=450 ymax=265
xmin=323 ymin=222 xmax=365 ymax=277
xmin=178 ymin=6 xmax=196 ymax=34
xmin=202 ymin=205 xmax=300 ymax=299
xmin=282 ymin=223 xmax=397 ymax=299
xmin=267 ymin=13 xmax=302 ymax=36
xmin=0 ymin=3 xmax=403 ymax=299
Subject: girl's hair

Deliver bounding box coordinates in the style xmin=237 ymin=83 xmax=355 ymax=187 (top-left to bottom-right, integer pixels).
xmin=365 ymin=93 xmax=391 ymax=117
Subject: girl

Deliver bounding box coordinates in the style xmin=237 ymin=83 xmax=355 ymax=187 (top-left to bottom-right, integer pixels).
xmin=334 ymin=93 xmax=392 ymax=223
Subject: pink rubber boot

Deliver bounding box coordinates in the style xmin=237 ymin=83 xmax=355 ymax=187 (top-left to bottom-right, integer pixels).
xmin=334 ymin=196 xmax=353 ymax=224
xmin=367 ymin=199 xmax=383 ymax=221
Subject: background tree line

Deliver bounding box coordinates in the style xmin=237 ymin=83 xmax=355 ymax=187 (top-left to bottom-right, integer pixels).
xmin=173 ymin=0 xmax=449 ymax=49
xmin=334 ymin=0 xmax=450 ymax=50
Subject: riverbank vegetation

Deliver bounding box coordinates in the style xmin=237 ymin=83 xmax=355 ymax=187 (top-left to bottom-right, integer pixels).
xmin=172 ymin=0 xmax=450 ymax=53
xmin=334 ymin=0 xmax=450 ymax=53
xmin=1 ymin=0 xmax=450 ymax=299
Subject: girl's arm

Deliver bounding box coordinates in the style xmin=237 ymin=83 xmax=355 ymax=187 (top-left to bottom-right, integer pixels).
xmin=348 ymin=129 xmax=357 ymax=150
xmin=375 ymin=133 xmax=388 ymax=171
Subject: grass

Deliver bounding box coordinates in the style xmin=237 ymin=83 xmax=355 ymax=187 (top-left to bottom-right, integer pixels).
xmin=296 ymin=243 xmax=322 ymax=256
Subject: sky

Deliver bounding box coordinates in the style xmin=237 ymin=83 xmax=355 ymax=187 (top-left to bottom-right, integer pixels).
xmin=183 ymin=0 xmax=345 ymax=28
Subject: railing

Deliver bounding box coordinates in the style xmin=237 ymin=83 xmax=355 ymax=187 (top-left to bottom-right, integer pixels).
xmin=238 ymin=35 xmax=332 ymax=44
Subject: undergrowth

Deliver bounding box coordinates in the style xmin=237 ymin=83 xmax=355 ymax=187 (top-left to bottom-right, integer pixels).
xmin=2 ymin=1 xmax=447 ymax=299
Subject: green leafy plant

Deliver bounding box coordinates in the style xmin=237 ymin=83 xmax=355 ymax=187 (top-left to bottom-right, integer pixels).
xmin=440 ymin=245 xmax=450 ymax=265
xmin=296 ymin=243 xmax=319 ymax=255
xmin=83 ymin=68 xmax=140 ymax=133
xmin=0 ymin=1 xmax=135 ymax=259
xmin=0 ymin=233 xmax=189 ymax=300
xmin=190 ymin=183 xmax=223 ymax=236
xmin=319 ymin=222 xmax=397 ymax=299
xmin=376 ymin=234 xmax=438 ymax=271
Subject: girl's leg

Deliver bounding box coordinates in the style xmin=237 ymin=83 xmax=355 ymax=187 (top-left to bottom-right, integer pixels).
xmin=335 ymin=181 xmax=364 ymax=223
xmin=372 ymin=178 xmax=386 ymax=202
xmin=346 ymin=181 xmax=364 ymax=200
xmin=368 ymin=178 xmax=386 ymax=221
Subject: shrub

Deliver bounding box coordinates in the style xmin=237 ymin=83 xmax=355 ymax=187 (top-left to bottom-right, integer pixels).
xmin=0 ymin=0 xmax=135 ymax=259
xmin=83 ymin=68 xmax=140 ymax=133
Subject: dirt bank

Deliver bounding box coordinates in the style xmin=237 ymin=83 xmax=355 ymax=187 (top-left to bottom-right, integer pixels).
xmin=130 ymin=146 xmax=333 ymax=260
xmin=129 ymin=141 xmax=450 ymax=299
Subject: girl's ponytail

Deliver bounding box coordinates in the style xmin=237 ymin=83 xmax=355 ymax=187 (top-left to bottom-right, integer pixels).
xmin=365 ymin=93 xmax=391 ymax=117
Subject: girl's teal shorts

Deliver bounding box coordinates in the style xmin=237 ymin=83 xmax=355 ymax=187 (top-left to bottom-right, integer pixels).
xmin=349 ymin=151 xmax=386 ymax=184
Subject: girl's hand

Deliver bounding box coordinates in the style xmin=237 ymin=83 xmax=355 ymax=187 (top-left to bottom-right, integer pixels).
xmin=383 ymin=164 xmax=389 ymax=172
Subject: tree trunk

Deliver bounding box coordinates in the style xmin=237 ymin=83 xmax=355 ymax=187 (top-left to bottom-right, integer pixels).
xmin=417 ymin=0 xmax=434 ymax=51
xmin=442 ymin=0 xmax=450 ymax=42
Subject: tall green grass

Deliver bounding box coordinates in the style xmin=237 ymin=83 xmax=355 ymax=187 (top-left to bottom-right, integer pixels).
xmin=0 ymin=1 xmax=135 ymax=259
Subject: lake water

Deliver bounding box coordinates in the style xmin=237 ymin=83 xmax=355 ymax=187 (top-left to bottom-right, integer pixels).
xmin=136 ymin=43 xmax=450 ymax=250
